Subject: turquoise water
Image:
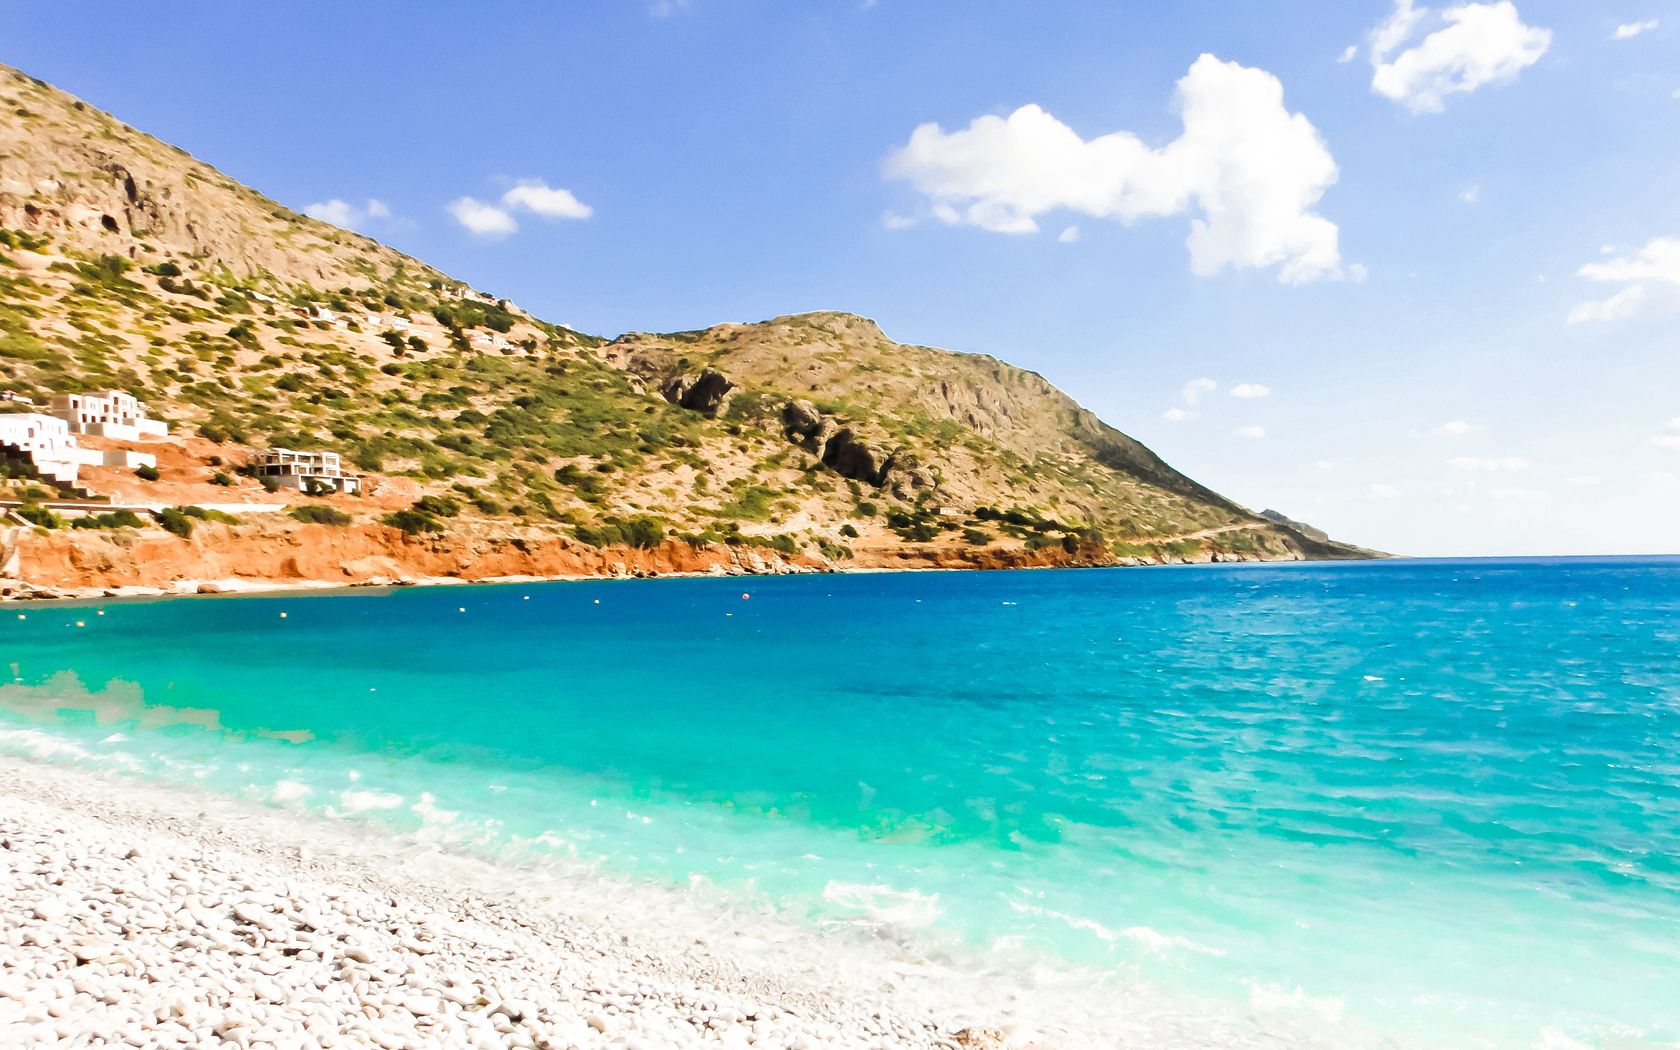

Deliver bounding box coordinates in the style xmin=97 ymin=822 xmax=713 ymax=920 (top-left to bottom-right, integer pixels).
xmin=3 ymin=558 xmax=1678 ymax=1047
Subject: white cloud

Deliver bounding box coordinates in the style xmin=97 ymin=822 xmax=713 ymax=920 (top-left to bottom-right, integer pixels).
xmin=1568 ymin=237 xmax=1680 ymax=322
xmin=1568 ymin=285 xmax=1648 ymax=323
xmin=501 ymin=180 xmax=593 ymax=220
xmin=1163 ymin=407 xmax=1192 ymax=423
xmin=1449 ymin=455 xmax=1529 ymax=472
xmin=303 ymin=197 xmax=393 ymax=231
xmin=1436 ymin=419 xmax=1473 ymax=435
xmin=884 ymin=54 xmax=1346 ymax=283
xmin=1229 ymin=383 xmax=1271 ymax=399
xmin=1366 ymin=483 xmax=1402 ymax=500
xmin=1058 ymin=225 xmax=1082 ymax=243
xmin=1338 ymin=44 xmax=1360 ymax=63
xmin=448 ymin=197 xmax=518 ymax=238
xmin=1654 ymin=418 xmax=1680 ymax=450
xmin=882 ymin=212 xmax=917 ymax=231
xmin=1458 ymin=184 xmax=1481 ymax=204
xmin=1579 ymin=237 xmax=1680 ymax=285
xmin=1367 ymin=1 xmax=1551 ymax=113
xmin=1181 ymin=377 xmax=1218 ymax=405
xmin=1612 ymin=19 xmax=1658 ymax=40
xmin=1233 ymin=425 xmax=1267 ymax=439
xmin=1488 ymin=486 xmax=1545 ymax=501
xmin=651 ymin=0 xmax=690 ymax=16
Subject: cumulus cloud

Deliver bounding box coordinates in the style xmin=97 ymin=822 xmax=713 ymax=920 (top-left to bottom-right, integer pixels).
xmin=303 ymin=197 xmax=393 ymax=231
xmin=448 ymin=197 xmax=518 ymax=238
xmin=1458 ymin=184 xmax=1481 ymax=204
xmin=1612 ymin=19 xmax=1658 ymax=40
xmin=1449 ymin=455 xmax=1529 ymax=472
xmin=1058 ymin=225 xmax=1082 ymax=243
xmin=1230 ymin=383 xmax=1271 ymax=399
xmin=501 ymin=179 xmax=593 ymax=220
xmin=1367 ymin=1 xmax=1551 ymax=113
xmin=1163 ymin=407 xmax=1192 ymax=423
xmin=884 ymin=54 xmax=1346 ymax=283
xmin=1181 ymin=377 xmax=1218 ymax=405
xmin=1654 ymin=418 xmax=1680 ymax=450
xmin=447 ymin=179 xmax=593 ymax=238
xmin=1233 ymin=425 xmax=1267 ymax=439
xmin=1436 ymin=419 xmax=1473 ymax=435
xmin=1568 ymin=237 xmax=1680 ymax=322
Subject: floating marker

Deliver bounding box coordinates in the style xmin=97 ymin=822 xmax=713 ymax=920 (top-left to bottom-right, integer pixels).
xmin=741 ymin=592 xmax=750 ymax=600
xmin=279 ymin=612 xmax=287 ymax=619
xmin=96 ymin=610 xmax=105 ymax=617
xmin=458 ymin=607 xmax=466 ymax=613
xmin=74 ymin=620 xmax=85 ymax=628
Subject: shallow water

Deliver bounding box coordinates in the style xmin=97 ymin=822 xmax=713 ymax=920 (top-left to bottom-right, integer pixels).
xmin=3 ymin=558 xmax=1678 ymax=1048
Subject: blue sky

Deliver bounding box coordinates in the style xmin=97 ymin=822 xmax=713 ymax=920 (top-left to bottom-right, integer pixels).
xmin=4 ymin=1 xmax=1677 ymax=555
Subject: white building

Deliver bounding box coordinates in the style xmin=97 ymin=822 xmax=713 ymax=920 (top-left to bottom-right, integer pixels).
xmin=0 ymin=413 xmax=83 ymax=486
xmin=252 ymin=448 xmax=362 ymax=495
xmin=49 ymin=390 xmax=169 ymax=441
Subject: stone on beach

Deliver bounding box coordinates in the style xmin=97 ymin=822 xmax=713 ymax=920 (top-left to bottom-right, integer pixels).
xmin=0 ymin=758 xmax=1042 ymax=1050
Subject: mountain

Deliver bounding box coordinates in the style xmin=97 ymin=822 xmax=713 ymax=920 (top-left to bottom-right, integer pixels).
xmin=0 ymin=61 xmax=1373 ymax=596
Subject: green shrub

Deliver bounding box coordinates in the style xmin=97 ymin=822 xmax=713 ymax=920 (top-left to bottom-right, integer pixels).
xmin=290 ymin=505 xmax=351 ymax=526
xmin=70 ymin=509 xmax=145 ymax=530
xmin=383 ymin=509 xmax=444 ymax=535
xmin=158 ymin=508 xmax=194 ymax=537
xmin=134 ymin=464 xmax=160 ymax=482
xmin=855 ymin=501 xmax=878 ymax=518
xmin=962 ymin=528 xmax=992 ymax=545
xmin=180 ymin=505 xmax=239 ymax=524
xmin=209 ymin=471 xmax=234 ymax=486
xmin=620 ymin=515 xmax=665 ymax=549
xmin=15 ymin=503 xmax=61 ymax=529
xmin=413 ymin=494 xmax=460 ymax=518
xmin=838 ymin=523 xmax=859 ymax=539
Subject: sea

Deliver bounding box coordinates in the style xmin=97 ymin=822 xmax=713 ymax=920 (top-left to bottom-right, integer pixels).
xmin=2 ymin=557 xmax=1676 ymax=1048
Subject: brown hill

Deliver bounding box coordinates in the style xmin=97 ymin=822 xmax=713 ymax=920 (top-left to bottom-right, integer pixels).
xmin=0 ymin=61 xmax=1373 ymax=595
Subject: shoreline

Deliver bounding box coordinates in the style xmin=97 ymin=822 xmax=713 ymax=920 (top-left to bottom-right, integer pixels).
xmin=0 ymin=550 xmax=1379 ymax=606
xmin=0 ymin=753 xmax=1044 ymax=1049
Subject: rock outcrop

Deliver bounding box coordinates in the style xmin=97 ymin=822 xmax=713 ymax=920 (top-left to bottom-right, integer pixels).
xmin=661 ymin=369 xmax=735 ymax=416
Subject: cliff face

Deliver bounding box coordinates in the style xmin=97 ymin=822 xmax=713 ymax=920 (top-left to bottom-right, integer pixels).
xmin=0 ymin=62 xmax=1373 ymax=598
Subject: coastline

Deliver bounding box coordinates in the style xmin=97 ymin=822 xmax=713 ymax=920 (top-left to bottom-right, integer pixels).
xmin=0 ymin=746 xmax=1390 ymax=1050
xmin=0 ymin=518 xmax=1351 ymax=604
xmin=0 ymin=754 xmax=1039 ymax=1050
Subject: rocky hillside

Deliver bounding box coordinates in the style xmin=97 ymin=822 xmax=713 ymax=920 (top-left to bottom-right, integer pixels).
xmin=0 ymin=61 xmax=1372 ymax=592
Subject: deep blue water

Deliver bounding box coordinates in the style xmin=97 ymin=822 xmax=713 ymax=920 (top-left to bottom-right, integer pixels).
xmin=2 ymin=558 xmax=1677 ymax=1047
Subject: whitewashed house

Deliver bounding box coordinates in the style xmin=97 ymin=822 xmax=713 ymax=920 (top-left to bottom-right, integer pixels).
xmin=0 ymin=413 xmax=83 ymax=486
xmin=251 ymin=448 xmax=362 ymax=495
xmin=49 ymin=390 xmax=169 ymax=440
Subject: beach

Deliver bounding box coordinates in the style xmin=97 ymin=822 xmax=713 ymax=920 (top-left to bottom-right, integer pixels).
xmin=0 ymin=756 xmax=1035 ymax=1050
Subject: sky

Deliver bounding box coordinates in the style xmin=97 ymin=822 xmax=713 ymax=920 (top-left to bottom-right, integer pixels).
xmin=3 ymin=1 xmax=1677 ymax=556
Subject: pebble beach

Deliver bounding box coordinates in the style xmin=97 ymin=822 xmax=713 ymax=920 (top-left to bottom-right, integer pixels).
xmin=0 ymin=758 xmax=1036 ymax=1050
